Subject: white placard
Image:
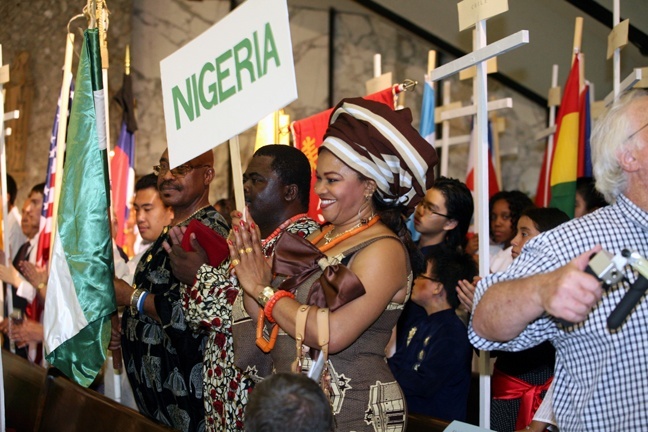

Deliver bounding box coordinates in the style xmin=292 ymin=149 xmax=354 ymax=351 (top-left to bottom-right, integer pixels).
xmin=160 ymin=0 xmax=297 ymax=168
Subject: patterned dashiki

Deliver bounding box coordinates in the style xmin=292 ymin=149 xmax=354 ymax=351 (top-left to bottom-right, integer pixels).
xmin=183 ymin=215 xmax=319 ymax=431
xmin=121 ymin=206 xmax=228 ymax=432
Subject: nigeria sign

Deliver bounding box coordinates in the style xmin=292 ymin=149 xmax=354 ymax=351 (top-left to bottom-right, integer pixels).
xmin=161 ymin=0 xmax=297 ymax=167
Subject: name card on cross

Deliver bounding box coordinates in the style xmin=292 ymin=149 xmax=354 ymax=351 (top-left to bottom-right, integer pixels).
xmin=547 ymin=86 xmax=561 ymax=107
xmin=366 ymin=72 xmax=392 ymax=95
xmin=0 ymin=64 xmax=9 ymax=85
xmin=637 ymin=67 xmax=648 ymax=88
xmin=607 ymin=19 xmax=629 ymax=59
xmin=458 ymin=0 xmax=508 ymax=31
xmin=460 ymin=57 xmax=497 ymax=80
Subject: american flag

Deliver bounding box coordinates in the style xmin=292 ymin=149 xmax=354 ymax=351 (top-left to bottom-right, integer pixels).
xmin=36 ymin=81 xmax=74 ymax=268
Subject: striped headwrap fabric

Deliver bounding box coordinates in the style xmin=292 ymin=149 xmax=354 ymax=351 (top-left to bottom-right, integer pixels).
xmin=321 ymin=97 xmax=438 ymax=215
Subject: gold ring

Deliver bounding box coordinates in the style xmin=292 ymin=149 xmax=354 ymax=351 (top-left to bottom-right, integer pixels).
xmin=231 ymin=259 xmax=240 ymax=267
xmin=239 ymin=248 xmax=246 ymax=255
xmin=245 ymin=247 xmax=253 ymax=254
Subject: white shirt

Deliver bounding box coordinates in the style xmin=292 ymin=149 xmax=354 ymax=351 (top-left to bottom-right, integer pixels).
xmin=6 ymin=206 xmax=26 ymax=261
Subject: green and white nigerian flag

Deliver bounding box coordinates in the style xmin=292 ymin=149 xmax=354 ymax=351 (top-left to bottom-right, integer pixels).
xmin=44 ymin=28 xmax=116 ymax=387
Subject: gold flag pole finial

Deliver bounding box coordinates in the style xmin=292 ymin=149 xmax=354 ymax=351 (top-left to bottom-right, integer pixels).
xmin=125 ymin=45 xmax=130 ymax=76
xmin=96 ymin=0 xmax=110 ymax=69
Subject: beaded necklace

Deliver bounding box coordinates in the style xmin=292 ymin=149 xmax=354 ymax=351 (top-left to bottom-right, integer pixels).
xmin=261 ymin=213 xmax=309 ymax=249
xmin=172 ymin=205 xmax=209 ymax=226
xmin=311 ymin=215 xmax=381 ymax=253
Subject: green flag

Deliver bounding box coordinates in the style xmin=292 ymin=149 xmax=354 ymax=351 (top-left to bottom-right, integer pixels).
xmin=43 ymin=28 xmax=116 ymax=387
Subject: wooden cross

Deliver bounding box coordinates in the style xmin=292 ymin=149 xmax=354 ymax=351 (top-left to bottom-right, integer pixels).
xmin=604 ymin=0 xmax=645 ymax=105
xmin=430 ymin=1 xmax=529 ymax=427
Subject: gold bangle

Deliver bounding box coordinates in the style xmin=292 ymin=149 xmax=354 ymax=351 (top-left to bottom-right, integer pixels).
xmin=257 ymin=286 xmax=276 ymax=307
xmin=130 ymin=288 xmax=144 ymax=316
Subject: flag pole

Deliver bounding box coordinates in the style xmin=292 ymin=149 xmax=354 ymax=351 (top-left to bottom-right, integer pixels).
xmin=0 ymin=45 xmax=9 ymax=322
xmin=50 ymin=33 xmax=75 ymax=265
xmin=543 ymin=64 xmax=559 ymax=207
xmin=97 ymin=0 xmax=111 ymax=161
xmin=229 ymin=136 xmax=245 ymax=218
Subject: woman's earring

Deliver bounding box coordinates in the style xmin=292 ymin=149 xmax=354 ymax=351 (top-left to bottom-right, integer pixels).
xmin=359 ymin=193 xmax=374 ymax=224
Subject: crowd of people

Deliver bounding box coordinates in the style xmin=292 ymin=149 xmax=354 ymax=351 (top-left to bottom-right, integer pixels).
xmin=1 ymin=89 xmax=647 ymax=432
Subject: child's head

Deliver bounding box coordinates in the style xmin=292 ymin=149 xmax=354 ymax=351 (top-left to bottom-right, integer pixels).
xmin=412 ymin=248 xmax=478 ymax=311
xmin=575 ymin=176 xmax=608 ymax=218
xmin=489 ymin=190 xmax=534 ymax=247
xmin=511 ymin=207 xmax=570 ymax=259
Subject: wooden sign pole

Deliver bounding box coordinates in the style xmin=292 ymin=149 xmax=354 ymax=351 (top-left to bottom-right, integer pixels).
xmin=0 ymin=45 xmax=10 ymax=318
xmin=229 ymin=136 xmax=246 ymax=216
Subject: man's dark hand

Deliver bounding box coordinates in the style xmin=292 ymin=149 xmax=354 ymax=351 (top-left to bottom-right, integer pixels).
xmin=163 ymin=226 xmax=209 ymax=285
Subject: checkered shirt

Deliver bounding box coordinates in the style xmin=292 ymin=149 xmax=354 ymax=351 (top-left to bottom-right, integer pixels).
xmin=468 ymin=194 xmax=648 ymax=431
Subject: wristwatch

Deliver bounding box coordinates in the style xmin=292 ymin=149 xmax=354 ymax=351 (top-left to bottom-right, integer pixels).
xmin=257 ymin=286 xmax=276 ymax=307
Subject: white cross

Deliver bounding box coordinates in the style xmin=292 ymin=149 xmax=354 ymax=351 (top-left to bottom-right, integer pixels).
xmin=434 ymin=79 xmax=512 ymax=178
xmin=429 ymin=2 xmax=529 ymax=427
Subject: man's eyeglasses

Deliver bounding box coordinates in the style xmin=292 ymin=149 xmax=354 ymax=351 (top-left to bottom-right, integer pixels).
xmin=416 ymin=201 xmax=450 ymax=218
xmin=153 ymin=163 xmax=211 ymax=178
xmin=417 ymin=274 xmax=441 ymax=284
xmin=625 ymin=121 xmax=648 ymax=142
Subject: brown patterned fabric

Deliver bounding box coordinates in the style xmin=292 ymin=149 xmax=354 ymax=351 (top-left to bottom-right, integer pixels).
xmin=272 ymin=231 xmax=366 ymax=311
xmin=322 ymin=97 xmax=438 ymax=215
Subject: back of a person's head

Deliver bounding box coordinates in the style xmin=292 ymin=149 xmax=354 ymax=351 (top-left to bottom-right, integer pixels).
xmin=576 ymin=176 xmax=608 ymax=212
xmin=522 ymin=207 xmax=570 ymax=233
xmin=135 ymin=173 xmax=159 ymax=192
xmin=433 ymin=176 xmax=474 ymax=250
xmin=253 ymin=144 xmax=311 ymax=210
xmin=245 ymin=373 xmax=334 ymax=432
xmin=427 ymin=248 xmax=478 ymax=310
xmin=5 ymin=174 xmax=18 ymax=207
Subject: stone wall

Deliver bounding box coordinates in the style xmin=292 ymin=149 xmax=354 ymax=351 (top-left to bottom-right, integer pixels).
xmin=2 ymin=0 xmax=547 ymax=207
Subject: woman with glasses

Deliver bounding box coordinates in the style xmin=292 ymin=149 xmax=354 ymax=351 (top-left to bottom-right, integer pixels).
xmin=229 ymin=97 xmax=437 ymax=431
xmin=394 ymin=177 xmax=474 ymax=354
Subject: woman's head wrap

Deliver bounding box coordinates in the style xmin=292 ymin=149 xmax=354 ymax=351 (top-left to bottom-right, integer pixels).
xmin=321 ymin=97 xmax=438 ymax=215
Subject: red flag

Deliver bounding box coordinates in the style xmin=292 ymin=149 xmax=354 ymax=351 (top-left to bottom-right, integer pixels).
xmin=534 ymin=144 xmax=550 ymax=207
xmin=291 ymin=87 xmax=396 ymax=223
xmin=549 ymin=54 xmax=581 ymax=218
xmin=465 ymin=120 xmax=500 ymax=198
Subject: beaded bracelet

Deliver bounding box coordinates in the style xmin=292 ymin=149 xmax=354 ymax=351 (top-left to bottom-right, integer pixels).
xmin=264 ymin=290 xmax=295 ymax=323
xmin=138 ymin=291 xmax=149 ymax=314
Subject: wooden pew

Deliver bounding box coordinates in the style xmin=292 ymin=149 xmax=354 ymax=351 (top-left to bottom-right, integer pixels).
xmin=406 ymin=413 xmax=451 ymax=432
xmin=35 ymin=370 xmax=177 ymax=432
xmin=3 ymin=349 xmax=47 ymax=432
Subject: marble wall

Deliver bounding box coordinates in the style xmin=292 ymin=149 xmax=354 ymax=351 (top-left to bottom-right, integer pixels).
xmin=2 ymin=0 xmax=547 ymax=206
xmin=1 ymin=0 xmax=132 ymax=204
